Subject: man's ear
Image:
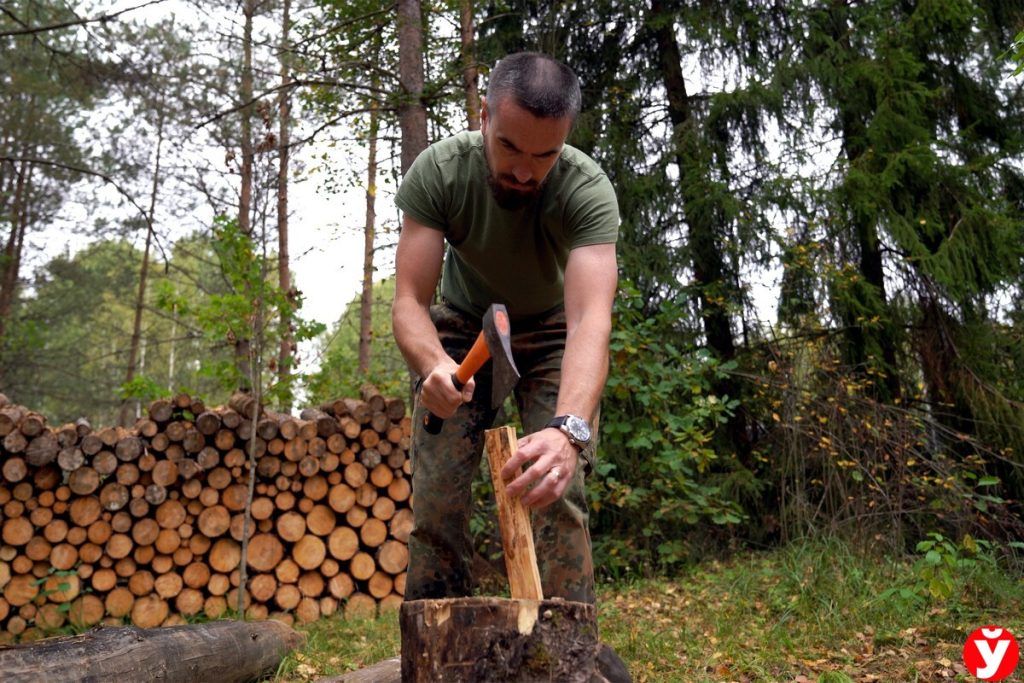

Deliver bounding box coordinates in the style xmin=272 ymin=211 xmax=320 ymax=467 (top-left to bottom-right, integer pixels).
xmin=480 ymin=96 xmax=488 ymax=131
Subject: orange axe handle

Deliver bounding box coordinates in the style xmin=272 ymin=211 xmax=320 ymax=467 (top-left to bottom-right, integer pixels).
xmin=423 ymin=331 xmax=491 ymax=435
xmin=454 ymin=332 xmax=491 ymax=385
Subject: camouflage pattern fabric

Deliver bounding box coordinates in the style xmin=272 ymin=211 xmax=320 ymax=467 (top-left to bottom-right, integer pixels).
xmin=405 ymin=302 xmax=597 ymax=605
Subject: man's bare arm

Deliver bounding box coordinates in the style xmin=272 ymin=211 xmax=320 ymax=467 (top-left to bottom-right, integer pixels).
xmin=556 ymin=242 xmax=617 ymax=420
xmin=502 ymin=242 xmax=617 ymax=508
xmin=392 ymin=215 xmax=474 ymax=418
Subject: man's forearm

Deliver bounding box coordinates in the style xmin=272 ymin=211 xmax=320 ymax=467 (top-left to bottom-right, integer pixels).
xmin=555 ymin=313 xmax=611 ymax=422
xmin=393 ymin=295 xmax=448 ymax=378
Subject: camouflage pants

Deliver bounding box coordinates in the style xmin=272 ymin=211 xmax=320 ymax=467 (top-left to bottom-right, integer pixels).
xmin=406 ymin=302 xmax=596 ymax=604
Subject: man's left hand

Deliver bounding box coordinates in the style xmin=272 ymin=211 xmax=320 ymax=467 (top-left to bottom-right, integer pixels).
xmin=501 ymin=428 xmax=578 ymax=509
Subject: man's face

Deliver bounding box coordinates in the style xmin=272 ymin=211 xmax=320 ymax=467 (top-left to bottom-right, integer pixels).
xmin=480 ymin=96 xmax=573 ymax=210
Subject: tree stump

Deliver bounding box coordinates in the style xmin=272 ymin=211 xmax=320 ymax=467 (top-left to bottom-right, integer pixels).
xmin=400 ymin=597 xmax=599 ymax=682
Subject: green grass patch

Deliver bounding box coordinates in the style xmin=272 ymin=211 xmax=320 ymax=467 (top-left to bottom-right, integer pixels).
xmin=272 ymin=612 xmax=400 ymax=680
xmin=272 ymin=537 xmax=1024 ymax=681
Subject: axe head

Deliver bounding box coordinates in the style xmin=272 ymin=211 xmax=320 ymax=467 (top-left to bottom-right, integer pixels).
xmin=483 ymin=303 xmax=520 ymax=409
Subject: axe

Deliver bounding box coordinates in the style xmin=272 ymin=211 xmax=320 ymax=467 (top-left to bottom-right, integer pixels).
xmin=423 ymin=303 xmax=521 ymax=435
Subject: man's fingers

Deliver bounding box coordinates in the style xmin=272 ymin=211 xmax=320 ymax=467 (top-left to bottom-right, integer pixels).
xmin=504 ymin=456 xmax=553 ymax=497
xmin=501 ymin=440 xmax=543 ymax=482
xmin=521 ymin=469 xmax=566 ymax=509
xmin=421 ymin=368 xmax=472 ymax=419
xmin=460 ymin=377 xmax=475 ymax=403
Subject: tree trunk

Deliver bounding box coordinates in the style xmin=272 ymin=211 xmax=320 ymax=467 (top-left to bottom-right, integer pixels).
xmin=0 ymin=620 xmax=302 ymax=683
xmin=648 ymin=0 xmax=750 ymax=464
xmin=827 ymin=5 xmax=902 ymax=402
xmin=235 ymin=0 xmax=257 ymax=387
xmin=120 ymin=113 xmax=165 ymax=427
xmin=359 ymin=101 xmax=379 ymax=376
xmin=460 ymin=0 xmax=480 ymax=131
xmin=397 ymin=0 xmax=428 ymax=175
xmin=277 ymin=0 xmax=293 ymax=409
xmin=0 ymin=157 xmax=30 ymax=345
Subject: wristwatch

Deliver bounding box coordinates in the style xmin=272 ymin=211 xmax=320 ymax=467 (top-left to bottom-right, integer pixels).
xmin=546 ymin=415 xmax=592 ymax=450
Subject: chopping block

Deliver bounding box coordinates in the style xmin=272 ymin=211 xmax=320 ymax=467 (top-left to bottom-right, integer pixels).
xmin=399 ymin=426 xmax=611 ymax=682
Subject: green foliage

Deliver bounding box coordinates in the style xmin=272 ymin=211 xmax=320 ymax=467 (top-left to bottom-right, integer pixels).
xmin=909 ymin=532 xmax=1008 ymax=603
xmin=182 ymin=216 xmax=325 ymax=407
xmin=590 ymin=284 xmax=746 ymax=575
xmin=2 ymin=241 xmax=155 ymax=423
xmin=1006 ymin=29 xmax=1024 ymax=74
xmin=3 ymin=234 xmax=232 ymax=424
xmin=305 ymin=277 xmax=407 ymax=405
xmin=117 ymin=374 xmax=166 ymax=404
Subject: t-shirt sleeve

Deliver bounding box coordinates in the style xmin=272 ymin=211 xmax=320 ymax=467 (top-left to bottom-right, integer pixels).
xmin=394 ymin=146 xmax=448 ymax=232
xmin=564 ymin=172 xmax=619 ymax=249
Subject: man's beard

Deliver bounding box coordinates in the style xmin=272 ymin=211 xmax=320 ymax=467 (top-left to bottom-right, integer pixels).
xmin=484 ymin=151 xmax=545 ymax=209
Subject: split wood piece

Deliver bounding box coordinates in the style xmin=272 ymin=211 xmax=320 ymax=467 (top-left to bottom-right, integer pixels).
xmin=0 ymin=620 xmax=304 ymax=683
xmin=484 ymin=426 xmax=543 ymax=601
xmin=400 ymin=597 xmax=598 ymax=682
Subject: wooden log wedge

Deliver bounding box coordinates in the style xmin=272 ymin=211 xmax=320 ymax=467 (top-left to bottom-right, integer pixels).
xmin=0 ymin=620 xmax=304 ymax=683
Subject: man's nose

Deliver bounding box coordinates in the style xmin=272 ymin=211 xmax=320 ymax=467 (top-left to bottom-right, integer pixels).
xmin=512 ymin=166 xmax=532 ymax=184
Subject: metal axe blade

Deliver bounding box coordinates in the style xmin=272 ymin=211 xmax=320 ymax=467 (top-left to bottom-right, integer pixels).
xmin=483 ymin=304 xmax=520 ymax=409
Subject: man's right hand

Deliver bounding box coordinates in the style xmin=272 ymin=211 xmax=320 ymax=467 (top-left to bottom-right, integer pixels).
xmin=420 ymin=358 xmax=476 ymax=419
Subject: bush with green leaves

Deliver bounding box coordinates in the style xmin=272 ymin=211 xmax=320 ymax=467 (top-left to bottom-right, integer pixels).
xmin=589 ymin=284 xmax=745 ymax=576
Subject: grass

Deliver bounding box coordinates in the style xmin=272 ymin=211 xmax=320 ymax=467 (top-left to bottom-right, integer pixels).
xmin=271 ymin=537 xmax=1024 ymax=682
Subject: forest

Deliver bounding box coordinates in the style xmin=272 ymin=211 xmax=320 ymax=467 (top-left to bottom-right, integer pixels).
xmin=3 ymin=0 xmax=1024 ymax=679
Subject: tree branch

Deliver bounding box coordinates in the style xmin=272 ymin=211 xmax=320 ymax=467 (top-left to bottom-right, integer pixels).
xmin=0 ymin=155 xmax=171 ymax=263
xmin=192 ymin=79 xmax=390 ymax=130
xmin=0 ymin=0 xmax=169 ymax=37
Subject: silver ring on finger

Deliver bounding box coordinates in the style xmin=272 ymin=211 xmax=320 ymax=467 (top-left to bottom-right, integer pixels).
xmin=548 ymin=466 xmax=562 ymax=481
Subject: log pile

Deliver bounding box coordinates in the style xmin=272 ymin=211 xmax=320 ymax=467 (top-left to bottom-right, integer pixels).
xmin=0 ymin=386 xmax=413 ymax=643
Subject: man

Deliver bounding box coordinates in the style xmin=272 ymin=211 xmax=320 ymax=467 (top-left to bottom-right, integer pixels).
xmin=392 ymin=52 xmax=618 ymax=605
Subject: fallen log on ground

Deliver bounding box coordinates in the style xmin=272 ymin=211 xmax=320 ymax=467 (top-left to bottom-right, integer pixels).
xmin=0 ymin=619 xmax=303 ymax=683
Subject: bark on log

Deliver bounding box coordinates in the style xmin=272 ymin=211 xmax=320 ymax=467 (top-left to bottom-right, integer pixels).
xmin=0 ymin=620 xmax=303 ymax=683
xmin=400 ymin=597 xmax=599 ymax=682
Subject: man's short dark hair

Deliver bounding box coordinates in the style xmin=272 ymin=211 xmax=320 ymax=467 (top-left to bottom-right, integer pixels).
xmin=486 ymin=52 xmax=581 ymax=121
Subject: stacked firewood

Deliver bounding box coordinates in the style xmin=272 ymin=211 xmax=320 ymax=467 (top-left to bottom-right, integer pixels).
xmin=0 ymin=386 xmax=413 ymax=643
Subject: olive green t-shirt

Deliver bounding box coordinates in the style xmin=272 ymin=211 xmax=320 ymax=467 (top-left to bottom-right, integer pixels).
xmin=394 ymin=131 xmax=619 ymax=321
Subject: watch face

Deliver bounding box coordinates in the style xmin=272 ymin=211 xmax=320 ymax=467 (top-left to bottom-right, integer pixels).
xmin=566 ymin=416 xmax=591 ymax=443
